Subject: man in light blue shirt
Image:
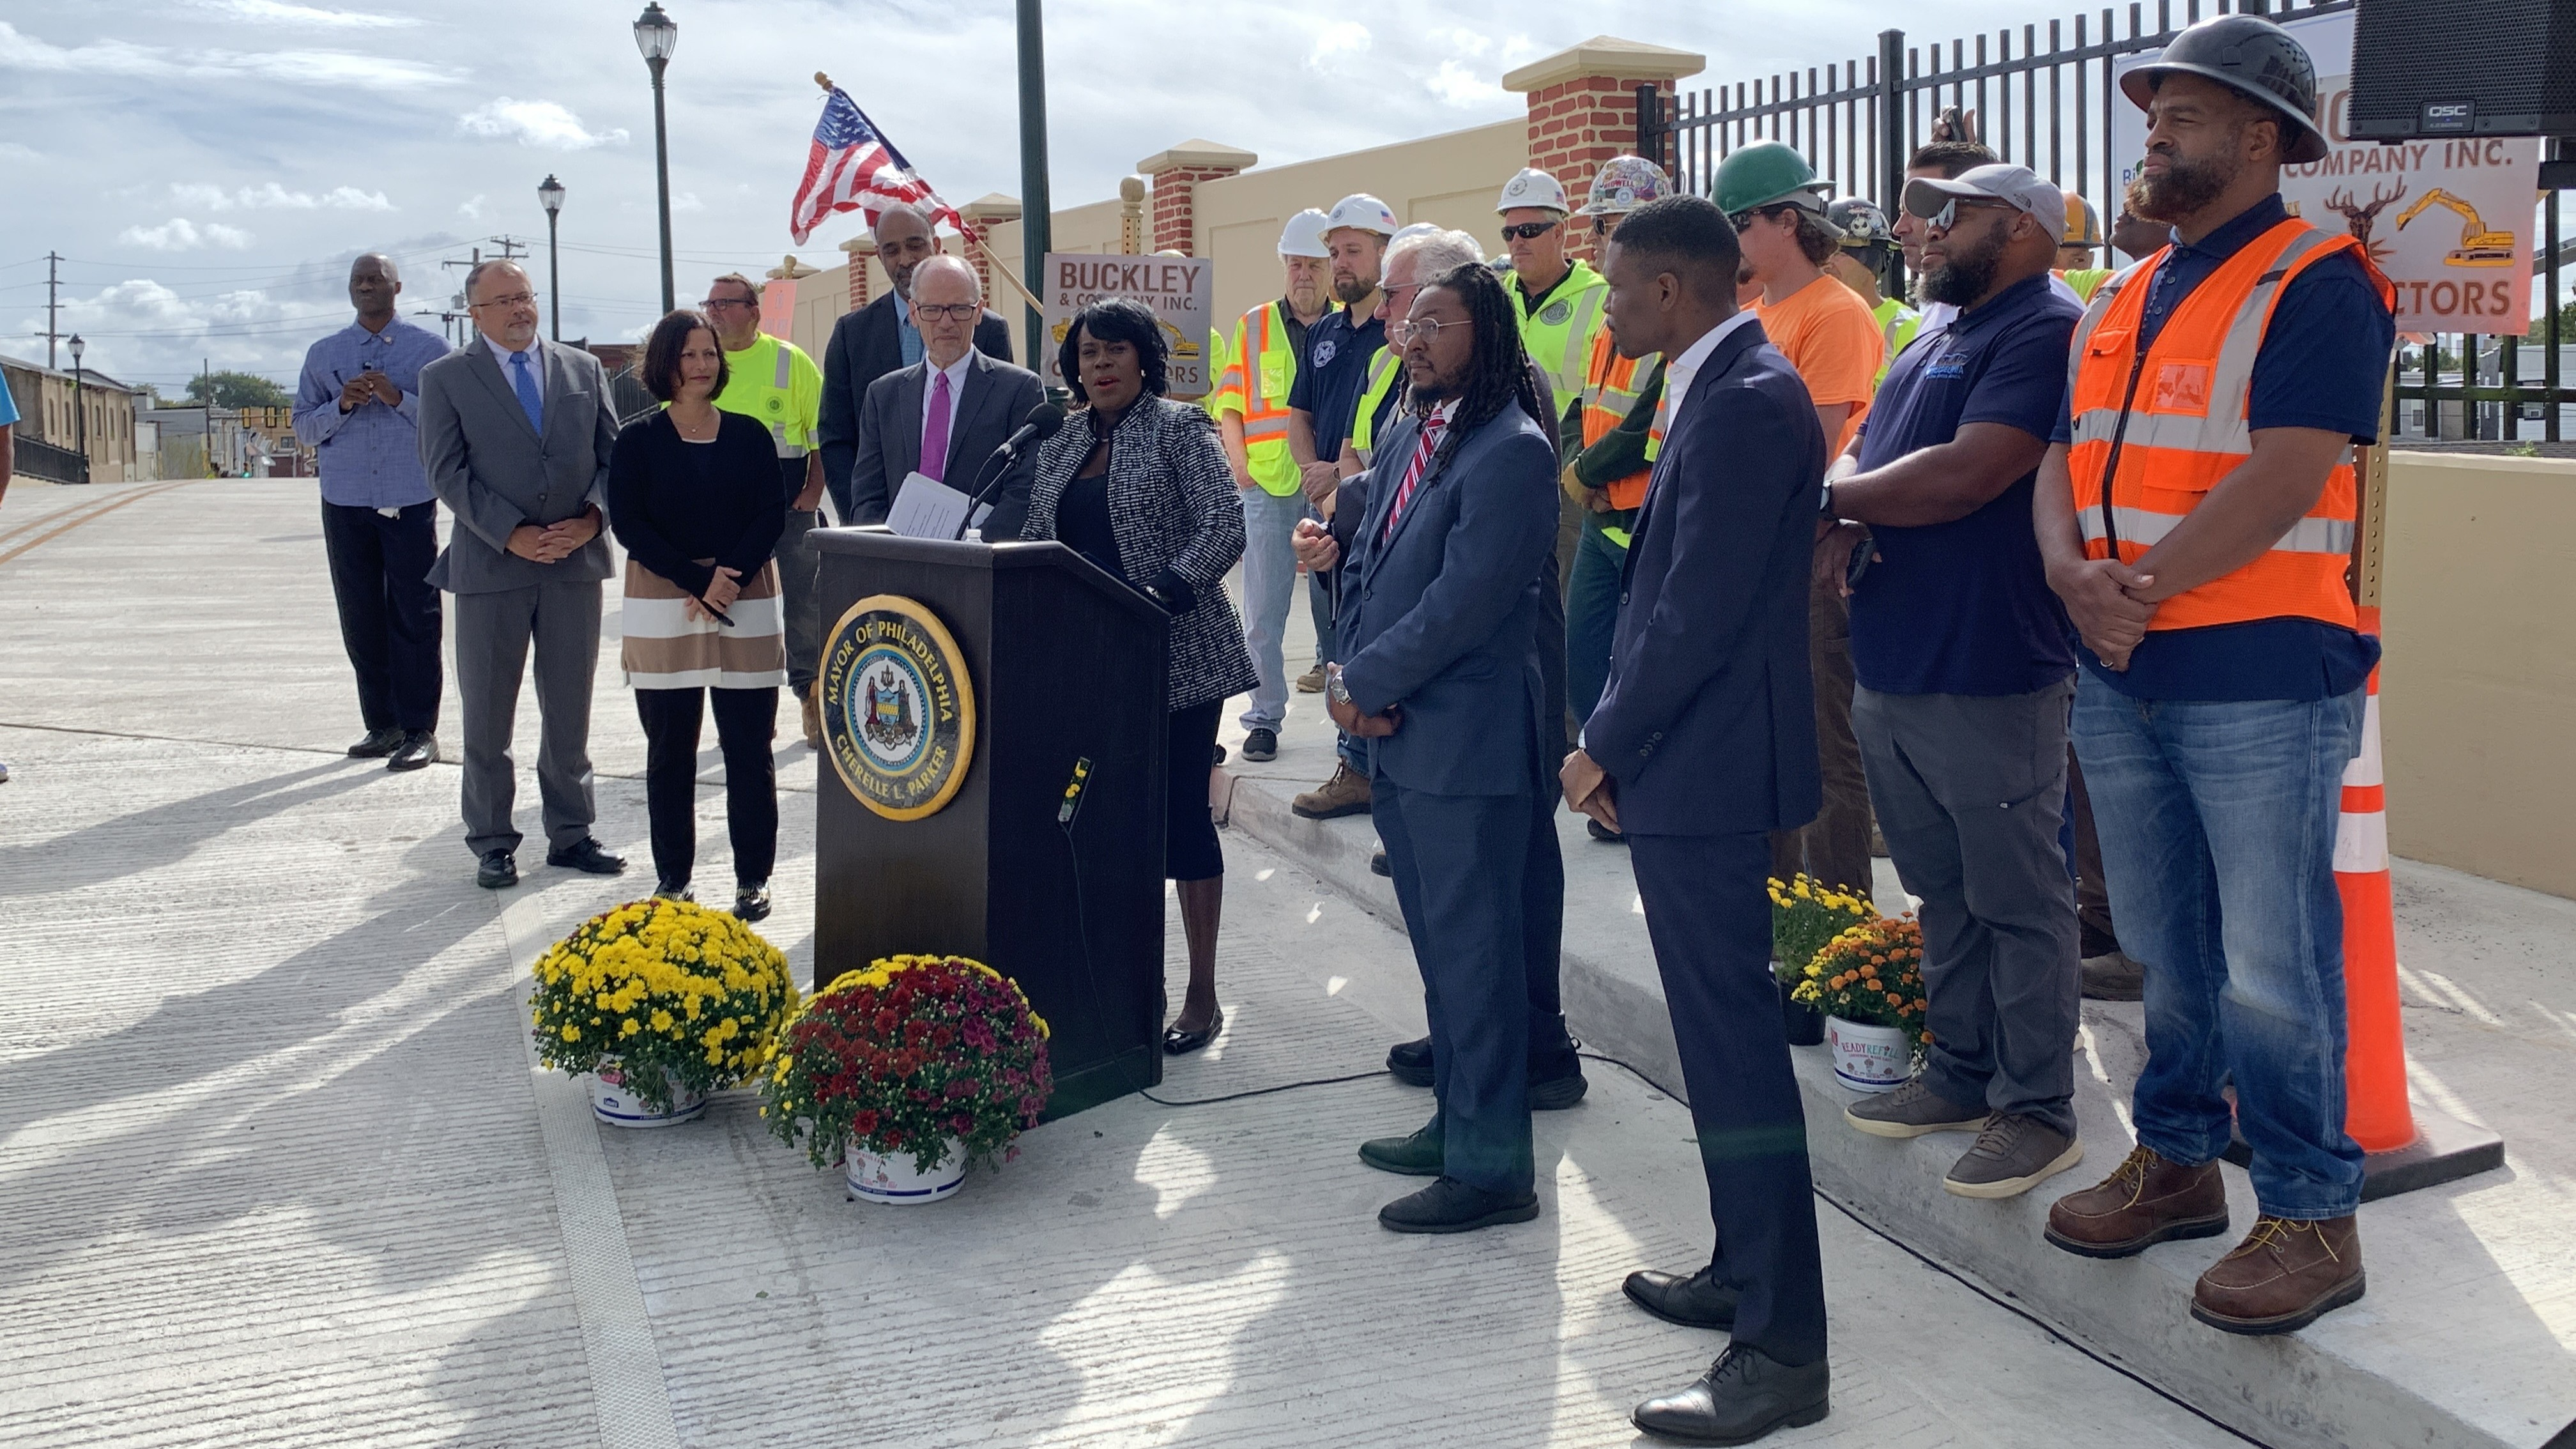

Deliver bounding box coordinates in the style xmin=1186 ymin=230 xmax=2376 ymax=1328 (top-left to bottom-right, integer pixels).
xmin=292 ymin=252 xmax=452 ymax=770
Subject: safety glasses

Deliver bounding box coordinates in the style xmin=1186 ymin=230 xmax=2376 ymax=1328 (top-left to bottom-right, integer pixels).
xmin=1499 ymin=220 xmax=1561 ymax=242
xmin=1915 ymin=195 xmax=2016 ymax=236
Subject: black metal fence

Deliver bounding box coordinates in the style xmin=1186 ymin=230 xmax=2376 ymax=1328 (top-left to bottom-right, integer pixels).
xmin=1640 ymin=0 xmax=2575 ymax=444
xmin=12 ymin=434 xmax=86 ymax=484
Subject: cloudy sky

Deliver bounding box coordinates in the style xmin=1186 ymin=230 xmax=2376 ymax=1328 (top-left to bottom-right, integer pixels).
xmin=0 ymin=0 xmax=2003 ymax=395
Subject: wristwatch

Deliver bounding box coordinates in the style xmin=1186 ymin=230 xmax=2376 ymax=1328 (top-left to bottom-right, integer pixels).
xmin=1327 ymin=670 xmax=1354 ymax=708
xmin=1818 ymin=479 xmax=1839 ymax=518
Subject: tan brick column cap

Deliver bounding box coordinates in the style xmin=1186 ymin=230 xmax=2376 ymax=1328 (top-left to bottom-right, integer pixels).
xmin=838 ymin=234 xmax=878 ymax=256
xmin=1501 ymin=35 xmax=1705 ymax=93
xmin=765 ymin=255 xmax=822 ymax=280
xmin=959 ymin=193 xmax=1023 ymax=224
xmin=1137 ymin=139 xmax=1258 ymax=176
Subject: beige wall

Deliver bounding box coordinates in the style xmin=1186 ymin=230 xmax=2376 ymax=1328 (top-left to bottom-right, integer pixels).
xmin=2380 ymin=451 xmax=2576 ymax=898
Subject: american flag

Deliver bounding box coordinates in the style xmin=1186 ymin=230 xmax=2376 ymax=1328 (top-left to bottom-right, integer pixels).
xmin=788 ymin=87 xmax=962 ymax=245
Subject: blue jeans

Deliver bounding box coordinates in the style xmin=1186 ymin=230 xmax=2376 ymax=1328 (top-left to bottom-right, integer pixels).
xmin=1565 ymin=508 xmax=1632 ymax=726
xmin=2071 ymin=673 xmax=2366 ymax=1219
xmin=1237 ymin=486 xmax=1310 ymax=732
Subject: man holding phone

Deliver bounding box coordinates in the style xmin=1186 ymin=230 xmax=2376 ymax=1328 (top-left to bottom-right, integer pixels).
xmin=293 ymin=252 xmax=453 ymax=772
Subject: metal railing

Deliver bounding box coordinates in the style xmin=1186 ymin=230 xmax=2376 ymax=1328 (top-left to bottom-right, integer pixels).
xmin=12 ymin=434 xmax=86 ymax=484
xmin=1641 ymin=0 xmax=2573 ymax=443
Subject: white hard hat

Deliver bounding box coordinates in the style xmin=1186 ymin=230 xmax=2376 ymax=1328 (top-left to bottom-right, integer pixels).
xmin=1496 ymin=167 xmax=1571 ymax=215
xmin=1278 ymin=208 xmax=1332 ymax=258
xmin=1322 ymin=193 xmax=1399 ymax=237
xmin=1388 ymin=222 xmax=1441 ymax=245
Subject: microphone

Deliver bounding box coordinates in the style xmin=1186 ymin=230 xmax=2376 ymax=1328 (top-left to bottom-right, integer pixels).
xmin=952 ymin=400 xmax=1070 ymax=541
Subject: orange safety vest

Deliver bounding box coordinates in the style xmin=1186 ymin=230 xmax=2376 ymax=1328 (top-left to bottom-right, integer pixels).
xmin=1579 ymin=328 xmax=1655 ymax=511
xmin=2065 ymin=218 xmax=2392 ymax=633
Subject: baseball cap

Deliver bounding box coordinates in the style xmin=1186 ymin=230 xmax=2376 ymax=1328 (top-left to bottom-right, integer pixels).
xmin=1901 ymin=164 xmax=2068 ymax=244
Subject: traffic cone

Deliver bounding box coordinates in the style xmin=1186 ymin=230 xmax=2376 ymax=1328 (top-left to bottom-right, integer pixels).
xmin=2335 ymin=606 xmax=2414 ymax=1153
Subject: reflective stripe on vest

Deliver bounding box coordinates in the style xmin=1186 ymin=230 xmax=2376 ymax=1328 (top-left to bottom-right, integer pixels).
xmin=1216 ymin=301 xmax=1303 ymax=494
xmin=1579 ymin=326 xmax=1654 ymax=510
xmin=2064 ymin=218 xmax=2393 ymax=633
xmin=716 ymin=335 xmax=809 ymax=459
xmin=1512 ymin=259 xmax=1607 ymax=417
xmin=1347 ymin=346 xmax=1402 ymax=462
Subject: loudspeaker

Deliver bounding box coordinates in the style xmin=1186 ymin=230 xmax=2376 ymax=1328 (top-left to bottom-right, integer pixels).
xmin=2349 ymin=0 xmax=2576 ymax=141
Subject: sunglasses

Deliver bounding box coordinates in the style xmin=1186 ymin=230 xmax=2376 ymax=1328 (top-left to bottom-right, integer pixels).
xmin=1916 ymin=195 xmax=2017 ymax=234
xmin=1499 ymin=220 xmax=1561 ymax=242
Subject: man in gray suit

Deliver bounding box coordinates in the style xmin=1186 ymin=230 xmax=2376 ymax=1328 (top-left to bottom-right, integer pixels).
xmin=847 ymin=256 xmax=1046 ymax=539
xmin=417 ymin=259 xmax=628 ymax=889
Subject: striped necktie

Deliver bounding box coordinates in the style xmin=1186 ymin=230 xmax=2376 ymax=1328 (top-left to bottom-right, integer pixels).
xmin=1379 ymin=413 xmax=1447 ymax=542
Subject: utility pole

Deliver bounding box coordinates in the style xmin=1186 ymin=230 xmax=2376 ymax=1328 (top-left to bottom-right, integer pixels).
xmin=1016 ymin=0 xmax=1052 ymax=355
xmin=44 ymin=252 xmax=61 ymax=371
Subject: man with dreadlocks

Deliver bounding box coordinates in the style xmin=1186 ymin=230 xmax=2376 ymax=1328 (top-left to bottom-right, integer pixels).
xmin=1565 ymin=194 xmax=1834 ymax=1443
xmin=1292 ymin=260 xmax=1560 ymax=1236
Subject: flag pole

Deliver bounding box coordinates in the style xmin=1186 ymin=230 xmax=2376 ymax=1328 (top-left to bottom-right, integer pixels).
xmin=1015 ymin=0 xmax=1052 ymax=360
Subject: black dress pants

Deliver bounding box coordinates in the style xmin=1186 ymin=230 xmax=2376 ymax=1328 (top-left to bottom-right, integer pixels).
xmin=634 ymin=686 xmax=778 ymax=889
xmin=321 ymin=500 xmax=442 ymax=733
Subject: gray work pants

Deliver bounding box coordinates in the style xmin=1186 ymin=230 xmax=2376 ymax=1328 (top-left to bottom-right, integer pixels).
xmin=777 ymin=507 xmax=822 ymax=697
xmin=454 ymin=580 xmax=602 ymax=859
xmin=1853 ymin=677 xmax=2080 ymax=1135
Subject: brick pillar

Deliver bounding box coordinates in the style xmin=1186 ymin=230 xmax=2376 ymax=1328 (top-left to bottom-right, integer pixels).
xmin=1503 ymin=37 xmax=1705 ymax=264
xmin=838 ymin=234 xmax=876 ymax=310
xmin=1137 ymin=140 xmax=1257 ymax=256
xmin=958 ymin=194 xmax=1022 ymax=307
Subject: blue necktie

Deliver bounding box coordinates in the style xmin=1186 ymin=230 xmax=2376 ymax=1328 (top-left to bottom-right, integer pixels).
xmin=509 ymin=350 xmax=544 ymax=434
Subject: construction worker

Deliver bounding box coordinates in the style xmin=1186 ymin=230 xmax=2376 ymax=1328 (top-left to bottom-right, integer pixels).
xmin=1210 ymin=208 xmax=1336 ymax=765
xmin=2035 ymin=13 xmax=2394 ymax=1337
xmin=700 ymin=272 xmax=828 ymax=748
xmin=1718 ymin=139 xmax=1883 ymax=901
xmin=2057 ymin=193 xmax=2115 ymax=301
xmin=1824 ymin=197 xmax=1921 ymax=385
xmin=1287 ymin=192 xmax=1397 ymax=822
xmin=1563 ymin=155 xmax=1673 ymax=844
xmin=1345 ymin=224 xmax=1443 ymax=467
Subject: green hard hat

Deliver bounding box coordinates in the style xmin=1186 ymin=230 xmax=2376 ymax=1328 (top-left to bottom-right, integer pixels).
xmin=1711 ymin=140 xmax=1835 ymax=222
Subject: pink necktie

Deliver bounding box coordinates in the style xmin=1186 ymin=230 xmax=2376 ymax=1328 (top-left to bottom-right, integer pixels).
xmin=921 ymin=370 xmax=954 ymax=482
xmin=1381 ymin=414 xmax=1446 ymax=542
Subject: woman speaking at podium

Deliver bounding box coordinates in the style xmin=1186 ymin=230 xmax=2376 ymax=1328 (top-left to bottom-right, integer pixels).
xmin=1023 ymin=298 xmax=1258 ymax=1057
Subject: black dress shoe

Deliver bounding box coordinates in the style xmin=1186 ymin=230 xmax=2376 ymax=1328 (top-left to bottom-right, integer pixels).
xmin=1162 ymin=1006 xmax=1223 ymax=1055
xmin=1632 ymin=1346 xmax=1830 ymax=1445
xmin=1369 ymin=846 xmax=1391 ymax=877
xmin=348 ymin=727 xmax=404 ymax=759
xmin=1623 ymin=1262 xmax=1741 ymax=1329
xmin=386 ymin=730 xmax=438 ymax=772
xmin=1358 ymin=1120 xmax=1444 ymax=1176
xmin=546 ymin=838 xmax=628 ymax=875
xmin=1386 ymin=1035 xmax=1434 ymax=1087
xmin=652 ymin=879 xmax=694 ymax=902
xmin=1529 ymin=1060 xmax=1589 ymax=1110
xmin=476 ymin=850 xmax=518 ymax=889
xmin=733 ymin=882 xmax=772 ymax=921
xmin=1379 ymin=1176 xmax=1540 ymax=1234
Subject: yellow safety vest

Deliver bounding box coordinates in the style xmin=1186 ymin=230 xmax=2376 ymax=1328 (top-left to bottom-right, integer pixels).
xmin=714 ymin=333 xmax=824 ymax=461
xmin=2058 ymin=267 xmax=2115 ymax=303
xmin=1871 ymin=296 xmax=1923 ymax=387
xmin=1208 ymin=300 xmax=1305 ymax=496
xmin=1346 ymin=346 xmax=1403 ymax=463
xmin=1510 ymin=258 xmax=1608 ymax=419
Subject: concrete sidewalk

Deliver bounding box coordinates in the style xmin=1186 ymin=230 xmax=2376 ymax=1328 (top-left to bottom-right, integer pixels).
xmin=1 ymin=479 xmax=2257 ymax=1447
xmin=1218 ymin=549 xmax=2576 ymax=1449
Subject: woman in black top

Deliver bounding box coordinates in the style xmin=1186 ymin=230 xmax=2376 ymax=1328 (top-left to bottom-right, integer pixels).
xmin=1024 ymin=298 xmax=1259 ymax=1055
xmin=606 ymin=309 xmax=788 ymax=919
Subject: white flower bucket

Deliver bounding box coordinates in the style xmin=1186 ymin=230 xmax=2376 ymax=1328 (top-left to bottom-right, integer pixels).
xmin=586 ymin=1064 xmax=708 ymax=1127
xmin=846 ymin=1137 xmax=967 ymax=1205
xmin=1827 ymin=1017 xmax=1912 ymax=1094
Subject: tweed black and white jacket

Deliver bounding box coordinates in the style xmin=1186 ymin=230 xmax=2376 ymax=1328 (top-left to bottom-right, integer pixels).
xmin=1024 ymin=395 xmax=1261 ymax=712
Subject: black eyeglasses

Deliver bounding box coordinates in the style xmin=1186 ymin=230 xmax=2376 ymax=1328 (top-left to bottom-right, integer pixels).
xmin=1499 ymin=220 xmax=1561 ymax=242
xmin=912 ymin=303 xmax=982 ymax=323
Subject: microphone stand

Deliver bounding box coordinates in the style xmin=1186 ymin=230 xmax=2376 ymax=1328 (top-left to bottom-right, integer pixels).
xmin=949 ymin=445 xmax=1018 ymax=542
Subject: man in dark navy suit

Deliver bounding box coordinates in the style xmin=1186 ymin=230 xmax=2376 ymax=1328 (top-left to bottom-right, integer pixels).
xmin=1561 ymin=195 xmax=1834 ymax=1443
xmin=1294 ymin=261 xmax=1562 ymax=1236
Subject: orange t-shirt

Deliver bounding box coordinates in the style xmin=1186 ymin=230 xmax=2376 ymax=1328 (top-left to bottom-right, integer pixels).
xmin=1755 ymin=273 xmax=1885 ymax=457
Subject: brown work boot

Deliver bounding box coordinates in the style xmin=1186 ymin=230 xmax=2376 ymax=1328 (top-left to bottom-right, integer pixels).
xmin=2044 ymin=1144 xmax=2231 ymax=1259
xmin=2191 ymin=1215 xmax=2365 ymax=1335
xmin=2081 ymin=948 xmax=2145 ymax=1001
xmin=800 ymin=689 xmax=825 ymax=750
xmin=1292 ymin=761 xmax=1373 ymax=820
xmin=1294 ymin=664 xmax=1327 ymax=693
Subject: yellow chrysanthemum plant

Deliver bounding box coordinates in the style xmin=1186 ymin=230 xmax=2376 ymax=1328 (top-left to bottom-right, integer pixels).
xmin=758 ymin=954 xmax=1052 ymax=1179
xmin=1791 ymin=914 xmax=1931 ymax=1050
xmin=1769 ymin=873 xmax=1874 ymax=987
xmin=530 ymin=897 xmax=801 ymax=1114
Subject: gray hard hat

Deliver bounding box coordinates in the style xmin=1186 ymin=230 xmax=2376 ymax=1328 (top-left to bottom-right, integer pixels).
xmin=2121 ymin=13 xmax=2330 ymax=165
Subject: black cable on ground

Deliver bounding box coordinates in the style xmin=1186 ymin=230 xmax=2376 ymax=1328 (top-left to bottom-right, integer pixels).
xmin=1573 ymin=1047 xmax=2274 ymax=1449
xmin=1142 ymin=1068 xmax=1392 ymax=1108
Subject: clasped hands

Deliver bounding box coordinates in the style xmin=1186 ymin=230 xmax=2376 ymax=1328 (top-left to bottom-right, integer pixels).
xmin=505 ymin=505 xmax=602 ymax=564
xmin=2049 ymin=557 xmax=2159 ymax=671
xmin=1321 ymin=664 xmax=1400 ymax=739
xmin=684 ymin=565 xmax=744 ymax=624
xmin=1558 ymin=748 xmax=1617 ymax=831
xmin=337 ymin=371 xmax=402 ymax=413
xmin=1291 ymin=518 xmax=1339 ymax=574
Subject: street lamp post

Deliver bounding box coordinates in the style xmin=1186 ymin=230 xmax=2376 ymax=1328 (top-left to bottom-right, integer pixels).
xmin=67 ymin=332 xmax=88 ymax=485
xmin=633 ymin=3 xmax=678 ymax=315
xmin=538 ymin=174 xmax=567 ymax=342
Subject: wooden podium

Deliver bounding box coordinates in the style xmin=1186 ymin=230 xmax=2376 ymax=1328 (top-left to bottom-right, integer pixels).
xmin=810 ymin=528 xmax=1169 ymax=1117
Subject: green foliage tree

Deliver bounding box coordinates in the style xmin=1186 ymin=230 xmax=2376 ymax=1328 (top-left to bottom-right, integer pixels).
xmin=2529 ymin=300 xmax=2576 ymax=344
xmin=184 ymin=371 xmax=291 ymax=410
